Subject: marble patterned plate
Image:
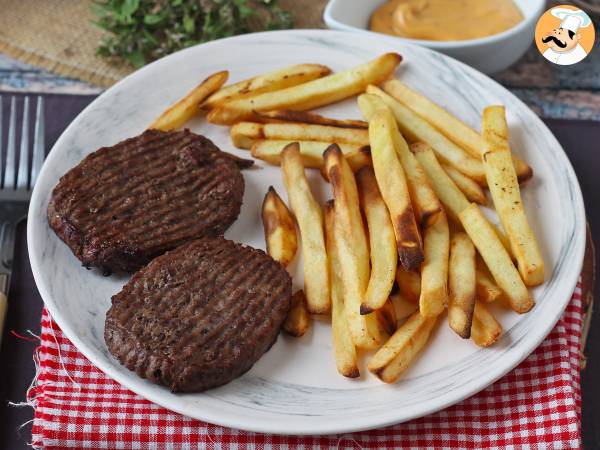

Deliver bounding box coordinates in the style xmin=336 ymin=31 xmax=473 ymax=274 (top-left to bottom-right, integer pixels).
xmin=27 ymin=30 xmax=585 ymax=435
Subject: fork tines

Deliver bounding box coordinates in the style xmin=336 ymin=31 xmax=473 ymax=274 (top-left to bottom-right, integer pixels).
xmin=0 ymin=95 xmax=45 ymax=191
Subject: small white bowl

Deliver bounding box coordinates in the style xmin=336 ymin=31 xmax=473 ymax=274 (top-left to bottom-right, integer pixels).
xmin=324 ymin=0 xmax=546 ymax=74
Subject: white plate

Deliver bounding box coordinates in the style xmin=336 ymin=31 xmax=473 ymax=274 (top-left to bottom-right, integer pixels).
xmin=28 ymin=30 xmax=585 ymax=435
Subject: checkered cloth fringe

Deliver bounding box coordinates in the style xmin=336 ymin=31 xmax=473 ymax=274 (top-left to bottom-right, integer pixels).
xmin=30 ymin=281 xmax=583 ymax=449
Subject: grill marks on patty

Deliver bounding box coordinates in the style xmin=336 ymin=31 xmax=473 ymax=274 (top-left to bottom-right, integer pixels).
xmin=104 ymin=237 xmax=292 ymax=392
xmin=48 ymin=129 xmax=245 ymax=272
xmin=50 ymin=129 xmax=290 ymax=392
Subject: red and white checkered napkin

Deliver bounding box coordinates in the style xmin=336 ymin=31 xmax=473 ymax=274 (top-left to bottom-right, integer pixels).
xmin=31 ymin=281 xmax=583 ymax=450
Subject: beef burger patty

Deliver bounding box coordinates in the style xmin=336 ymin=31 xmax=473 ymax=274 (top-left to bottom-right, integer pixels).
xmin=104 ymin=237 xmax=292 ymax=392
xmin=48 ymin=129 xmax=245 ymax=273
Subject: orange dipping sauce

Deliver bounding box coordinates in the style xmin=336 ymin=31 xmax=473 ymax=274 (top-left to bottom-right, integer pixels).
xmin=370 ymin=0 xmax=524 ymax=41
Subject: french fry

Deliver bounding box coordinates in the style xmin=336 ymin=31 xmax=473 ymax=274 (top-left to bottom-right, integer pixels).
xmin=201 ymin=64 xmax=331 ymax=109
xmin=471 ymin=301 xmax=502 ymax=347
xmin=448 ymin=233 xmax=476 ymax=338
xmin=251 ymin=140 xmax=367 ymax=169
xmin=395 ymin=269 xmax=421 ymax=304
xmin=230 ymin=122 xmax=263 ymax=149
xmin=321 ymin=147 xmax=372 ymax=180
xmin=476 ymin=268 xmax=503 ymax=303
xmin=368 ymin=108 xmax=423 ymax=271
xmin=356 ymin=167 xmax=398 ymax=313
xmin=207 ymin=53 xmax=402 ymax=124
xmin=150 ymin=71 xmax=228 ymax=131
xmin=389 ymin=290 xmax=419 ymax=323
xmin=262 ymin=186 xmax=298 ymax=267
xmin=283 ymin=290 xmax=311 ymax=337
xmin=411 ymin=143 xmax=515 ymax=259
xmin=358 ymin=94 xmax=442 ymax=227
xmin=357 ymin=92 xmax=383 ymax=120
xmin=324 ymin=144 xmax=385 ymax=349
xmin=366 ymin=85 xmax=486 ymax=182
xmin=490 ymin=220 xmax=515 ymax=261
xmin=324 ymin=201 xmax=360 ymax=378
xmin=482 ymin=106 xmax=544 ymax=286
xmin=411 ymin=143 xmax=469 ymax=222
xmin=231 ymin=122 xmax=370 ymax=149
xmin=419 ymin=211 xmax=449 ymax=318
xmin=459 ymin=203 xmax=533 ymax=313
xmin=442 ymin=163 xmax=487 ymax=205
xmin=256 ymin=110 xmax=368 ymax=129
xmin=281 ymin=143 xmax=330 ymax=314
xmin=377 ymin=298 xmax=398 ymax=335
xmin=368 ymin=311 xmax=437 ymax=383
xmin=380 ymin=80 xmax=533 ymax=182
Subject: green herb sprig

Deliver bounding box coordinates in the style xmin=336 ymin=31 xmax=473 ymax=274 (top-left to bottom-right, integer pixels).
xmin=93 ymin=0 xmax=293 ymax=68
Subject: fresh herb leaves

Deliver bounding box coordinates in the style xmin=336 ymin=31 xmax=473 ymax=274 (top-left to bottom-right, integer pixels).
xmin=93 ymin=0 xmax=293 ymax=68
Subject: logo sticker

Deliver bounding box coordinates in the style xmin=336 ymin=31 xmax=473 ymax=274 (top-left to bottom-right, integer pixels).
xmin=535 ymin=5 xmax=595 ymax=66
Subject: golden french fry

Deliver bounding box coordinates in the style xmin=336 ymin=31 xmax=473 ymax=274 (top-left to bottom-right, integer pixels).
xmin=442 ymin=163 xmax=487 ymax=205
xmin=358 ymin=94 xmax=442 ymax=227
xmin=368 ymin=311 xmax=437 ymax=383
xmin=366 ymin=84 xmax=485 ymax=182
xmin=459 ymin=203 xmax=533 ymax=313
xmin=230 ymin=122 xmax=263 ymax=149
xmin=281 ymin=143 xmax=330 ymax=314
xmin=324 ymin=145 xmax=385 ymax=349
xmin=380 ymin=80 xmax=533 ymax=182
xmin=476 ymin=267 xmax=503 ymax=303
xmin=283 ymin=290 xmax=311 ymax=337
xmin=475 ymin=255 xmax=503 ymax=303
xmin=395 ymin=269 xmax=421 ymax=304
xmin=377 ymin=297 xmax=398 ymax=335
xmin=324 ymin=201 xmax=360 ymax=378
xmin=356 ymin=167 xmax=398 ymax=313
xmin=368 ymin=108 xmax=423 ymax=271
xmin=208 ymin=53 xmax=402 ymax=125
xmin=389 ymin=290 xmax=419 ymax=323
xmin=150 ymin=71 xmax=228 ymax=131
xmin=201 ymin=64 xmax=331 ymax=109
xmin=448 ymin=233 xmax=476 ymax=338
xmin=487 ymin=218 xmax=516 ymax=261
xmin=357 ymin=92 xmax=384 ymax=120
xmin=262 ymin=186 xmax=298 ymax=267
xmin=231 ymin=122 xmax=370 ymax=149
xmin=256 ymin=110 xmax=368 ymax=129
xmin=471 ymin=301 xmax=502 ymax=347
xmin=411 ymin=142 xmax=470 ymax=222
xmin=412 ymin=143 xmax=516 ymax=258
xmin=251 ymin=139 xmax=367 ymax=169
xmin=482 ymin=106 xmax=544 ymax=286
xmin=420 ymin=211 xmax=449 ymax=318
xmin=324 ymin=147 xmax=373 ymax=179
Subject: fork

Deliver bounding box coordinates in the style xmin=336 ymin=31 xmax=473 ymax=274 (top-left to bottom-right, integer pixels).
xmin=0 ymin=95 xmax=45 ymax=347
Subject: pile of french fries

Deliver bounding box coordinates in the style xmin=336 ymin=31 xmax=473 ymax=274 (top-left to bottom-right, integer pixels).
xmin=149 ymin=53 xmax=545 ymax=383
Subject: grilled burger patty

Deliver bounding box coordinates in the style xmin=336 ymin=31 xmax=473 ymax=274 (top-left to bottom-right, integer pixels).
xmin=48 ymin=129 xmax=245 ymax=273
xmin=104 ymin=237 xmax=292 ymax=392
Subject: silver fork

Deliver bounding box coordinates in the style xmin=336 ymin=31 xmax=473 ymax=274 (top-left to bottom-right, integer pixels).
xmin=0 ymin=95 xmax=45 ymax=347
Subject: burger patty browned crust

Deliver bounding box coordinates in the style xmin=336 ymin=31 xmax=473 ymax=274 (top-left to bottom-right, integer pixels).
xmin=104 ymin=237 xmax=292 ymax=392
xmin=48 ymin=129 xmax=246 ymax=273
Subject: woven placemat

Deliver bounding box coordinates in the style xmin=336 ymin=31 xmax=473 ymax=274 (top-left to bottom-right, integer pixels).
xmin=0 ymin=0 xmax=326 ymax=88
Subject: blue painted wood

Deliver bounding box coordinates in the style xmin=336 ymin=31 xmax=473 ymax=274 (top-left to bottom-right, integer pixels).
xmin=0 ymin=54 xmax=101 ymax=95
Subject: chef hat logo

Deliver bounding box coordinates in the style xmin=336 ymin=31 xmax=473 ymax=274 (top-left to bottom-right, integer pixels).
xmin=535 ymin=5 xmax=595 ymax=66
xmin=551 ymin=7 xmax=592 ymax=33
